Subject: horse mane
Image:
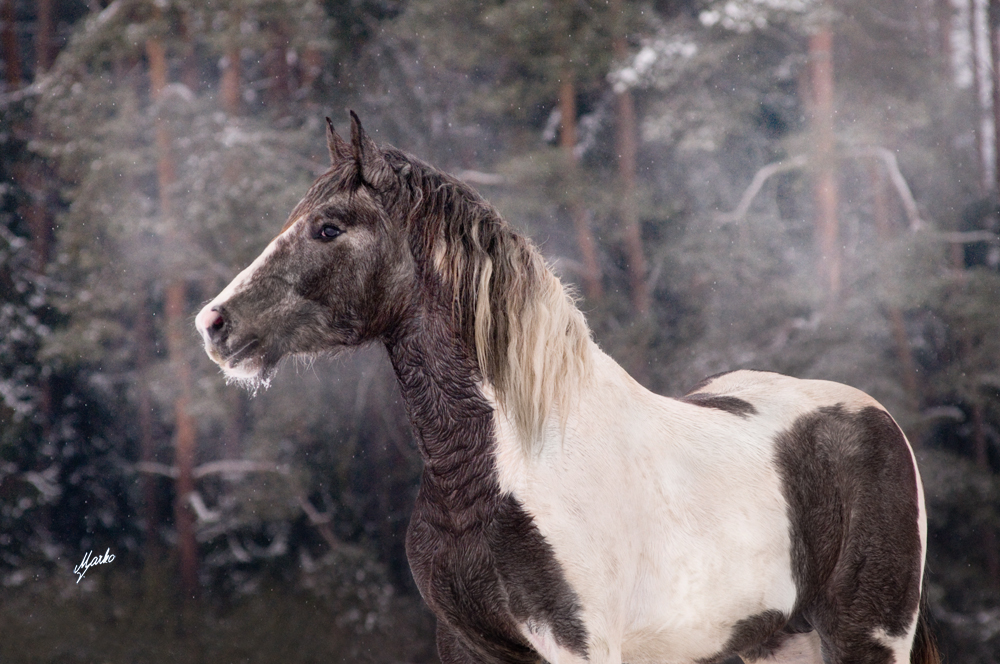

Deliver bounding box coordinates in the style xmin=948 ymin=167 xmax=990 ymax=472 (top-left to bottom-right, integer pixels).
xmin=386 ymin=148 xmax=593 ymax=450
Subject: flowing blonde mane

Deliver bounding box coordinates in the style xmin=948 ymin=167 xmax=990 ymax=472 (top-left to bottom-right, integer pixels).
xmin=395 ymin=152 xmax=592 ymax=450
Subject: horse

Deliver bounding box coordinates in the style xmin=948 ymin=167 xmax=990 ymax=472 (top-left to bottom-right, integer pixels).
xmin=195 ymin=112 xmax=938 ymax=664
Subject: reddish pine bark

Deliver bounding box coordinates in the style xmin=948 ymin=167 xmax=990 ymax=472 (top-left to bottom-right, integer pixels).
xmin=809 ymin=25 xmax=841 ymax=300
xmin=36 ymin=0 xmax=54 ymax=72
xmin=990 ymin=0 xmax=1000 ymax=193
xmin=146 ymin=28 xmax=199 ymax=598
xmin=559 ymin=74 xmax=602 ymax=300
xmin=2 ymin=0 xmax=22 ymax=86
xmin=973 ymin=0 xmax=992 ymax=192
xmin=221 ymin=46 xmax=241 ymax=115
xmin=135 ymin=291 xmax=160 ymax=555
xmin=611 ymin=0 xmax=649 ymax=316
xmin=267 ymin=23 xmax=292 ymax=108
xmin=872 ymin=162 xmax=919 ymax=411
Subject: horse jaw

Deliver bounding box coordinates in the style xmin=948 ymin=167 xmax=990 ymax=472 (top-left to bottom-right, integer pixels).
xmin=219 ymin=359 xmax=273 ymax=395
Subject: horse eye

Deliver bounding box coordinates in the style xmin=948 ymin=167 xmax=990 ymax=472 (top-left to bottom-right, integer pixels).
xmin=317 ymin=224 xmax=342 ymax=241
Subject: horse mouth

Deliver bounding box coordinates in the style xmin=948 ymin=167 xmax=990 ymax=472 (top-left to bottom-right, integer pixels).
xmin=214 ymin=339 xmax=272 ymax=389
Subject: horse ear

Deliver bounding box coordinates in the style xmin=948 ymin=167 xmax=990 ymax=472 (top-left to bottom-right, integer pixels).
xmin=349 ymin=110 xmax=389 ymax=185
xmin=326 ymin=117 xmax=352 ymax=164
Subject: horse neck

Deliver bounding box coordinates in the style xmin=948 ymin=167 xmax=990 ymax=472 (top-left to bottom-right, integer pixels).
xmin=383 ymin=300 xmax=496 ymax=483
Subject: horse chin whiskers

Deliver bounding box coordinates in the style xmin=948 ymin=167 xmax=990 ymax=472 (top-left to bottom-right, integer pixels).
xmin=217 ymin=341 xmax=274 ymax=395
xmin=221 ymin=364 xmax=272 ymax=396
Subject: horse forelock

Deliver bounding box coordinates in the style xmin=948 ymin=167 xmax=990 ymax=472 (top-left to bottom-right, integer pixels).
xmin=399 ymin=154 xmax=593 ymax=450
xmin=281 ymin=161 xmax=361 ymax=233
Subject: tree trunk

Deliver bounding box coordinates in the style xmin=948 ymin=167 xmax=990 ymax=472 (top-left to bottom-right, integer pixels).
xmin=221 ymin=46 xmax=241 ymax=115
xmin=267 ymin=22 xmax=292 ymax=109
xmin=146 ymin=29 xmax=199 ymax=599
xmin=135 ymin=289 xmax=160 ymax=556
xmin=165 ymin=281 xmax=199 ymax=598
xmin=179 ymin=10 xmax=200 ymax=94
xmin=301 ymin=45 xmax=322 ymax=98
xmin=872 ymin=161 xmax=920 ymax=411
xmin=973 ymin=0 xmax=993 ymax=192
xmin=990 ymin=0 xmax=1000 ymax=193
xmin=809 ymin=24 xmax=841 ymax=301
xmin=36 ymin=0 xmax=54 ymax=73
xmin=17 ymin=0 xmax=54 ymax=271
xmin=220 ymin=10 xmax=242 ymax=117
xmin=2 ymin=0 xmax=22 ymax=87
xmin=559 ymin=72 xmax=602 ymax=300
xmin=19 ymin=167 xmax=53 ymax=436
xmin=222 ymin=389 xmax=246 ymax=460
xmin=611 ymin=0 xmax=648 ymax=317
xmin=970 ymin=401 xmax=1000 ymax=586
xmin=936 ymin=0 xmax=954 ymax=61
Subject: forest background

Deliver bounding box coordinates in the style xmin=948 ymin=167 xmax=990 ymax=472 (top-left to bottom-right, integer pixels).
xmin=1 ymin=0 xmax=999 ymax=662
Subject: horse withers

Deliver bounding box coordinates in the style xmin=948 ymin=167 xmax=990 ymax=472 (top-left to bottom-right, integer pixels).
xmin=196 ymin=113 xmax=939 ymax=664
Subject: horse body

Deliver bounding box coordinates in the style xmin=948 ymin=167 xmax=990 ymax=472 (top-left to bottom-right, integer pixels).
xmin=488 ymin=349 xmax=924 ymax=664
xmin=195 ymin=114 xmax=936 ymax=664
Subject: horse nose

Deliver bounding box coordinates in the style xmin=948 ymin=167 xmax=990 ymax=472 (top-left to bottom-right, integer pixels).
xmin=196 ymin=304 xmax=228 ymax=344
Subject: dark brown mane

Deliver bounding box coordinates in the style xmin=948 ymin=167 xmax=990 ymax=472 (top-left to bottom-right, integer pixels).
xmin=382 ymin=149 xmax=592 ymax=446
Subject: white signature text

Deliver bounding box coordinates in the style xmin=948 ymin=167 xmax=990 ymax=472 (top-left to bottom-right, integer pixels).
xmin=73 ymin=548 xmax=115 ymax=583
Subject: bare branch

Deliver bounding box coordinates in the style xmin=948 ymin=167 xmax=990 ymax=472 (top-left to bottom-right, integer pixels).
xmin=133 ymin=459 xmax=289 ymax=480
xmin=716 ymin=155 xmax=808 ymax=223
xmin=849 ymin=147 xmax=924 ymax=231
xmin=932 ymin=231 xmax=1000 ymax=243
xmin=188 ymin=491 xmax=220 ymax=523
xmin=920 ymin=406 xmax=967 ymax=422
xmin=134 ymin=461 xmax=177 ymax=478
xmin=298 ymin=495 xmax=343 ymax=552
xmin=717 ymin=147 xmax=926 ymax=232
xmin=192 ymin=460 xmax=290 ymax=479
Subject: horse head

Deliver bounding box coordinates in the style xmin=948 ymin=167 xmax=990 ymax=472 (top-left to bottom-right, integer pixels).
xmin=195 ymin=113 xmax=417 ymax=388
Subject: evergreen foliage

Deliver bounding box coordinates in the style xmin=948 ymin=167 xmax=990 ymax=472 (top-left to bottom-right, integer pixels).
xmin=0 ymin=0 xmax=997 ymax=661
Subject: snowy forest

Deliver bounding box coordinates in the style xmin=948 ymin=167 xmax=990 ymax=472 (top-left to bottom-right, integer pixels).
xmin=1 ymin=0 xmax=999 ymax=661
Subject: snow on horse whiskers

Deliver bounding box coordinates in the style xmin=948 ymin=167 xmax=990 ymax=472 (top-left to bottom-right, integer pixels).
xmin=196 ymin=113 xmax=938 ymax=664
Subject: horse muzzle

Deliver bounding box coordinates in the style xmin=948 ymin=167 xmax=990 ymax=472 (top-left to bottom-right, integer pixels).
xmin=196 ymin=304 xmax=228 ymax=360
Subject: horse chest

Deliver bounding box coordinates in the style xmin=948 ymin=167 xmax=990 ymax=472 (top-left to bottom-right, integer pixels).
xmin=406 ymin=470 xmax=590 ymax=661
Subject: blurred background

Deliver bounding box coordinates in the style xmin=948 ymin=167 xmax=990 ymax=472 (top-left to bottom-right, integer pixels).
xmin=0 ymin=0 xmax=998 ymax=662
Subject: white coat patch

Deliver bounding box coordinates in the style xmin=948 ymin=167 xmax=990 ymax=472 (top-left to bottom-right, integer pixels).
xmin=485 ymin=361 xmax=925 ymax=664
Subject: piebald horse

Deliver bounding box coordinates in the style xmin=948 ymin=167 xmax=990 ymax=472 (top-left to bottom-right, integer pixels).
xmin=196 ymin=113 xmax=938 ymax=664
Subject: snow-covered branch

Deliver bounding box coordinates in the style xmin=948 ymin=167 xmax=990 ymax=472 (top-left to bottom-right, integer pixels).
xmin=716 ymin=155 xmax=808 ymax=223
xmin=132 ymin=460 xmax=290 ymax=479
xmin=717 ymin=147 xmax=925 ymax=231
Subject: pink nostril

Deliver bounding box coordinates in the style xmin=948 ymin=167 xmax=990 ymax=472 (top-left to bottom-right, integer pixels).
xmin=196 ymin=306 xmax=226 ymax=337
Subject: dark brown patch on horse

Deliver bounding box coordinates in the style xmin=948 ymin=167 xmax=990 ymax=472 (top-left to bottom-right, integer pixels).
xmin=685 ymin=370 xmax=742 ymax=395
xmin=490 ymin=494 xmax=588 ymax=655
xmin=773 ymin=404 xmax=923 ymax=663
xmin=699 ymin=610 xmax=792 ymax=664
xmin=390 ymin=288 xmax=587 ymax=663
xmin=684 ymin=368 xmax=778 ymax=395
xmin=679 ymin=393 xmax=758 ymax=418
